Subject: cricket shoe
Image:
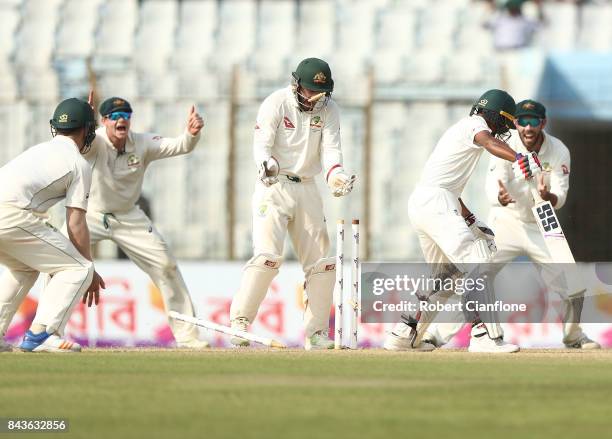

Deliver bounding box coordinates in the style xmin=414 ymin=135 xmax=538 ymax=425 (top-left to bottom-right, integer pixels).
xmin=177 ymin=339 xmax=211 ymax=349
xmin=230 ymin=317 xmax=251 ymax=347
xmin=19 ymin=331 xmax=81 ymax=353
xmin=383 ymin=322 xmax=435 ymax=352
xmin=305 ymin=331 xmax=334 ymax=350
xmin=565 ymin=335 xmax=601 ymax=350
xmin=0 ymin=339 xmax=13 ymax=352
xmin=468 ymin=323 xmax=519 ymax=353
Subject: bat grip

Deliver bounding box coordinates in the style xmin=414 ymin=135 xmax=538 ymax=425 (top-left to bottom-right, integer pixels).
xmin=528 ymin=177 xmax=544 ymax=203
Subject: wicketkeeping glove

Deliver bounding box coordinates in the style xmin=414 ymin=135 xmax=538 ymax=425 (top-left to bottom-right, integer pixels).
xmin=465 ymin=213 xmax=497 ymax=253
xmin=328 ymin=168 xmax=357 ymax=197
xmin=512 ymin=151 xmax=542 ymax=180
xmin=258 ymin=157 xmax=279 ymax=187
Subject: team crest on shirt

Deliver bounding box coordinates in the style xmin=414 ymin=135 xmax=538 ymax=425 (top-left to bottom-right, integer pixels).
xmin=283 ymin=117 xmax=295 ymax=129
xmin=127 ymin=153 xmax=141 ymax=167
xmin=542 ymin=162 xmax=552 ymax=172
xmin=310 ymin=116 xmax=322 ymax=129
xmin=257 ymin=204 xmax=268 ymax=217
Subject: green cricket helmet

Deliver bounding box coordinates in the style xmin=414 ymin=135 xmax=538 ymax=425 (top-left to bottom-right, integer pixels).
xmin=470 ymin=89 xmax=516 ymax=139
xmin=50 ymin=97 xmax=97 ymax=153
xmin=291 ymin=57 xmax=334 ymax=112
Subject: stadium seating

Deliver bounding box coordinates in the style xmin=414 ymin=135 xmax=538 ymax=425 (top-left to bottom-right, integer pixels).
xmin=0 ymin=3 xmax=19 ymax=65
xmin=94 ymin=0 xmax=138 ymax=61
xmin=55 ymin=0 xmax=102 ymax=59
xmin=134 ymin=0 xmax=178 ymax=70
xmin=0 ymin=0 xmax=608 ymax=260
xmin=172 ymin=0 xmax=217 ymax=69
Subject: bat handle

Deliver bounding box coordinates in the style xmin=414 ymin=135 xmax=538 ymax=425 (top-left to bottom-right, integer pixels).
xmin=528 ymin=178 xmax=543 ymax=203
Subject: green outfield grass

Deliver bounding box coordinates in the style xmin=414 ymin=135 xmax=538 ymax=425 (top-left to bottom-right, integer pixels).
xmin=1 ymin=349 xmax=611 ymax=439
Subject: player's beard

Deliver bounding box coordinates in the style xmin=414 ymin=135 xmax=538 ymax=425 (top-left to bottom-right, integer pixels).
xmin=520 ymin=130 xmax=543 ymax=151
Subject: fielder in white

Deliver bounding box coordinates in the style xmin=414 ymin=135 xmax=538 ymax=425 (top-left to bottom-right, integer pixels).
xmin=229 ymin=58 xmax=356 ymax=350
xmin=422 ymin=99 xmax=599 ymax=349
xmin=384 ymin=89 xmax=542 ymax=353
xmin=46 ymin=96 xmax=207 ymax=348
xmin=0 ymin=98 xmax=104 ymax=353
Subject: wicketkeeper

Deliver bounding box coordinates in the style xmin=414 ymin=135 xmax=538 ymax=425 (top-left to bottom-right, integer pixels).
xmin=229 ymin=58 xmax=356 ymax=350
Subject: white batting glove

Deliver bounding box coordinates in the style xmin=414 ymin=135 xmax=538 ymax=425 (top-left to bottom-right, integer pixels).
xmin=465 ymin=213 xmax=497 ymax=253
xmin=258 ymin=157 xmax=279 ymax=187
xmin=512 ymin=151 xmax=542 ymax=180
xmin=328 ymin=168 xmax=357 ymax=197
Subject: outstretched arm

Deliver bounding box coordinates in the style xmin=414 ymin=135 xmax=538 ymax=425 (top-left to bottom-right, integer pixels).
xmin=474 ymin=130 xmax=517 ymax=162
xmin=146 ymin=105 xmax=204 ymax=161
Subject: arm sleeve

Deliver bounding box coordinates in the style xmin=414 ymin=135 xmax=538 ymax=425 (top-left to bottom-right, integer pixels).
xmin=144 ymin=130 xmax=201 ymax=162
xmin=469 ymin=116 xmax=492 ymax=149
xmin=65 ymin=159 xmax=92 ymax=211
xmin=253 ymin=95 xmax=282 ymax=165
xmin=321 ymin=101 xmax=343 ymax=180
xmin=550 ymin=144 xmax=571 ymax=209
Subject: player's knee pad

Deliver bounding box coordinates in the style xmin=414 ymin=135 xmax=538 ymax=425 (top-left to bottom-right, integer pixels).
xmin=246 ymin=253 xmax=283 ymax=271
xmin=243 ymin=253 xmax=283 ymax=288
xmin=304 ymin=257 xmax=336 ymax=299
xmin=303 ymin=257 xmax=336 ymax=336
xmin=231 ymin=253 xmax=283 ymax=320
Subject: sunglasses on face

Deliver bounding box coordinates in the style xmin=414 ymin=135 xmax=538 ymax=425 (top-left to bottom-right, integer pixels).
xmin=517 ymin=117 xmax=542 ymax=127
xmin=108 ymin=111 xmax=132 ymax=121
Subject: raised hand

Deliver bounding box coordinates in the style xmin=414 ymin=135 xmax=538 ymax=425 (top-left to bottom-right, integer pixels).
xmin=187 ymin=105 xmax=204 ymax=136
xmin=497 ymin=179 xmax=515 ymax=206
xmin=536 ymin=172 xmax=549 ymax=199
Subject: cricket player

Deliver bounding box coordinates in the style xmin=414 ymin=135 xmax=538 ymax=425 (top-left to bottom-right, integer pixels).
xmin=384 ymin=89 xmax=542 ymax=353
xmin=229 ymin=58 xmax=356 ymax=350
xmin=0 ymin=98 xmax=104 ymax=353
xmin=422 ymin=100 xmax=600 ymax=349
xmin=46 ymin=96 xmax=207 ymax=348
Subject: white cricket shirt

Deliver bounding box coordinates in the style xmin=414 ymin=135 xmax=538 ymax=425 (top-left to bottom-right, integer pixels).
xmin=418 ymin=115 xmax=492 ymax=197
xmin=0 ymin=135 xmax=91 ymax=213
xmin=84 ymin=127 xmax=200 ymax=213
xmin=253 ymin=86 xmax=343 ymax=179
xmin=486 ymin=130 xmax=571 ymax=223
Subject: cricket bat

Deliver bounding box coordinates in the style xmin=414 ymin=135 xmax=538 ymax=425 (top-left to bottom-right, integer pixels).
xmin=529 ymin=179 xmax=575 ymax=263
xmin=529 ymin=179 xmax=585 ymax=295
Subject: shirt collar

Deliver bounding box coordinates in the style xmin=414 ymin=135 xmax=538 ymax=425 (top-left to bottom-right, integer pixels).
xmin=52 ymin=135 xmax=80 ymax=151
xmin=96 ymin=126 xmax=135 ymax=153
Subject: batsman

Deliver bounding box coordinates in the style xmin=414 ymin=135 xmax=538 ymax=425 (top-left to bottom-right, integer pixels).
xmin=385 ymin=89 xmax=541 ymax=353
xmin=229 ymin=58 xmax=356 ymax=350
xmin=423 ymin=99 xmax=599 ymax=349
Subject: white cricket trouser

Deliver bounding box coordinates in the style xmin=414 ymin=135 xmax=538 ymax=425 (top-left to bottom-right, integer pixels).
xmin=81 ymin=206 xmax=198 ymax=343
xmin=408 ymin=186 xmax=499 ymax=342
xmin=231 ymin=178 xmax=331 ymax=336
xmin=0 ymin=206 xmax=93 ymax=336
xmin=408 ymin=187 xmax=489 ymax=266
xmin=426 ymin=206 xmax=587 ymax=345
